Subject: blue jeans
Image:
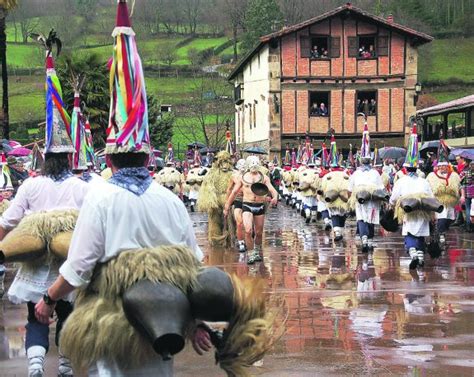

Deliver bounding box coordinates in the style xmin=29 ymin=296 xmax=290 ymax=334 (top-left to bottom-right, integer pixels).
xmin=357 ymin=220 xmax=374 ymax=239
xmin=321 ymin=210 xmax=330 ymax=220
xmin=437 ymin=218 xmax=453 ymax=234
xmin=332 ymin=215 xmax=346 ymax=227
xmin=404 ymin=233 xmax=425 ymax=252
xmin=465 ymin=198 xmax=472 ymax=226
xmin=26 ymin=300 xmax=73 ymax=352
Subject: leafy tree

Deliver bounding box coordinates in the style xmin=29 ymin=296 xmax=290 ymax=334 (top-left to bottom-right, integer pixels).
xmin=57 ymin=52 xmax=109 ymax=148
xmin=57 ymin=52 xmax=168 ymax=150
xmin=75 ymin=0 xmax=98 ymax=22
xmin=149 ymin=98 xmax=175 ymax=150
xmin=0 ymin=0 xmax=17 ymax=139
xmin=242 ymin=0 xmax=283 ymax=52
xmin=160 ymin=43 xmax=178 ymax=67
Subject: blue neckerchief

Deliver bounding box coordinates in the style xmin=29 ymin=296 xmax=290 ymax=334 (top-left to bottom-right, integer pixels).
xmin=109 ymin=167 xmax=152 ymax=196
xmin=49 ymin=170 xmax=73 ymax=183
xmin=79 ymin=171 xmax=92 ymax=182
xmin=360 ymin=164 xmax=372 ymax=172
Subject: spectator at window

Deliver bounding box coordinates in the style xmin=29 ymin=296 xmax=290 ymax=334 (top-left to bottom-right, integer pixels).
xmin=310 ymin=46 xmax=319 ymax=59
xmin=359 ymin=46 xmax=366 ymax=57
xmin=368 ymin=44 xmax=376 ymax=57
xmin=363 ymin=99 xmax=370 ymax=116
xmin=369 ymin=99 xmax=377 ymax=115
xmin=357 ymin=99 xmax=363 ymax=113
xmin=321 ymin=48 xmax=329 ymax=58
xmin=319 ymin=103 xmax=329 ymax=117
xmin=310 ymin=102 xmax=319 ymax=116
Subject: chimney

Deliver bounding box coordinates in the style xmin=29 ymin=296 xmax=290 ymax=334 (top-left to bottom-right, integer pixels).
xmin=387 ymin=14 xmax=394 ymax=23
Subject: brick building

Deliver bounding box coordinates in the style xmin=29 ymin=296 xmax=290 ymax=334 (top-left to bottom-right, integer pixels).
xmin=228 ymin=3 xmax=432 ymax=158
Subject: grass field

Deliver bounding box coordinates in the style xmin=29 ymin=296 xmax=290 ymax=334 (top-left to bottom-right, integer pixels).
xmin=419 ymin=37 xmax=474 ymax=84
xmin=9 ymin=92 xmax=44 ymax=124
xmin=430 ymin=88 xmax=474 ymax=103
xmin=175 ymin=37 xmax=228 ymax=65
xmin=4 ymin=19 xmax=474 ymax=146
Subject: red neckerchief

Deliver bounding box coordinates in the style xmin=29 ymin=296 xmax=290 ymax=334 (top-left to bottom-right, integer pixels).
xmin=435 ymin=169 xmax=451 ymax=186
xmin=319 ymin=169 xmax=328 ymax=178
xmin=330 ymin=167 xmax=344 ymax=172
xmin=401 ymin=167 xmax=408 ymax=175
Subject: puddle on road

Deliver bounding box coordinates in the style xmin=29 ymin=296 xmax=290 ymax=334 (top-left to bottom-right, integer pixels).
xmin=1 ymin=205 xmax=473 ymax=376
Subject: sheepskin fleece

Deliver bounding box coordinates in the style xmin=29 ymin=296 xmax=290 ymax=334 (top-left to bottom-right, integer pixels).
xmin=0 ymin=200 xmax=10 ymax=216
xmin=60 ymin=246 xmax=201 ymax=372
xmin=11 ymin=209 xmax=78 ymax=268
xmin=185 ymin=167 xmax=208 ymax=191
xmin=197 ymin=152 xmax=233 ymax=211
xmin=154 ymin=167 xmax=183 ymax=194
xmin=298 ymin=169 xmax=320 ymax=197
xmin=394 ymin=193 xmax=432 ymax=224
xmin=217 ymin=276 xmax=285 ymax=377
xmin=348 ymin=184 xmax=379 ymax=210
xmin=426 ymin=171 xmax=461 ymax=208
xmin=320 ymin=170 xmax=350 ymax=212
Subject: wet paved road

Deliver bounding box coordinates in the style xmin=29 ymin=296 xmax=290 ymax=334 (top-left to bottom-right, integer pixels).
xmin=1 ymin=204 xmax=474 ymax=376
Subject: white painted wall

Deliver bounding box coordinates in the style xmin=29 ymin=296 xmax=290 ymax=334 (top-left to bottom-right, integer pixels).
xmin=234 ymin=45 xmax=271 ymax=146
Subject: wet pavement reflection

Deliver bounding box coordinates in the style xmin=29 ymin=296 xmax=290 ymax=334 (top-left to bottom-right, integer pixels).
xmin=1 ymin=205 xmax=474 ymax=376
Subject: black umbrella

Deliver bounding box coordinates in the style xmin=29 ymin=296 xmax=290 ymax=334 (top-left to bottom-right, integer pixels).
xmin=378 ymin=147 xmax=406 ymax=160
xmin=419 ymin=140 xmax=449 ymax=157
xmin=242 ymin=146 xmax=267 ymax=155
xmin=199 ymin=147 xmax=219 ymax=155
xmin=187 ymin=141 xmax=206 ymax=149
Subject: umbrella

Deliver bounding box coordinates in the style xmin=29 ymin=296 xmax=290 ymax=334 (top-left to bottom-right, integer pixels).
xmin=243 ymin=146 xmax=267 ymax=155
xmin=8 ymin=140 xmax=21 ymax=148
xmin=420 ymin=140 xmax=450 ymax=157
xmin=7 ymin=147 xmax=32 ymax=157
xmin=155 ymin=157 xmax=165 ymax=168
xmin=1 ymin=140 xmax=13 ymax=152
xmin=378 ymin=147 xmax=406 ymax=160
xmin=199 ymin=147 xmax=219 ymax=155
xmin=187 ymin=141 xmax=206 ymax=149
xmin=450 ymin=148 xmax=474 ymax=160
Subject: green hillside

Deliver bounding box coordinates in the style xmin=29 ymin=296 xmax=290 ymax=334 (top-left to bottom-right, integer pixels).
xmin=419 ymin=37 xmax=474 ymax=84
xmin=4 ymin=23 xmax=474 ymax=146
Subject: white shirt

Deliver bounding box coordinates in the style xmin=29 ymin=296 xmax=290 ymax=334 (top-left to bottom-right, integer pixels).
xmin=2 ymin=175 xmax=90 ymax=304
xmin=60 ymin=180 xmax=203 ymax=288
xmin=390 ymin=175 xmax=433 ymax=237
xmin=0 ymin=175 xmax=90 ymax=229
xmin=348 ymin=168 xmax=384 ymax=224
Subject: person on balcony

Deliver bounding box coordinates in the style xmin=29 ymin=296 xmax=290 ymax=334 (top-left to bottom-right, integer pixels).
xmin=319 ymin=103 xmax=329 ymax=117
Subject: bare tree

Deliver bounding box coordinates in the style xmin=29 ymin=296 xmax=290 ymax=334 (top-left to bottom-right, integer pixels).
xmin=132 ymin=0 xmax=163 ymax=35
xmin=183 ymin=0 xmax=202 ymax=35
xmin=175 ymin=76 xmax=233 ymax=148
xmin=10 ymin=0 xmax=41 ymax=43
xmin=222 ymin=0 xmax=248 ymax=61
xmin=161 ymin=0 xmax=184 ymax=34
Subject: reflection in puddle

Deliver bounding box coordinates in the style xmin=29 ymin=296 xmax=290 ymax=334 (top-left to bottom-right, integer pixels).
xmin=0 ymin=206 xmax=473 ymax=376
